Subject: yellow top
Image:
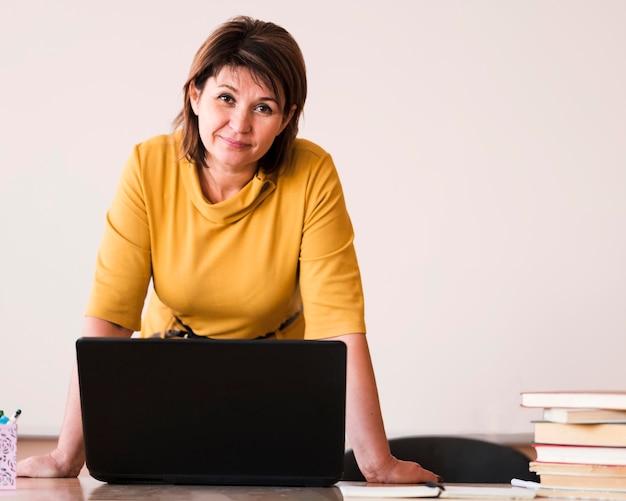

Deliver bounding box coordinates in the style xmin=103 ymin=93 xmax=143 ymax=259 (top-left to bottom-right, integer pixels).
xmin=86 ymin=133 xmax=366 ymax=340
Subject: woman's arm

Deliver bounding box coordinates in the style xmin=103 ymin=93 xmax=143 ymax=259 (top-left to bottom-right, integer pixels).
xmin=17 ymin=317 xmax=133 ymax=478
xmin=327 ymin=333 xmax=439 ymax=483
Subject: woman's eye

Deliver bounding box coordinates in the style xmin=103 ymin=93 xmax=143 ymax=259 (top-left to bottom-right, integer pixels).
xmin=218 ymin=94 xmax=234 ymax=103
xmin=255 ymin=103 xmax=274 ymax=114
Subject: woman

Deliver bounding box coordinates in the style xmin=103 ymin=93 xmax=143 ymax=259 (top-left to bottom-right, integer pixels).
xmin=17 ymin=16 xmax=438 ymax=484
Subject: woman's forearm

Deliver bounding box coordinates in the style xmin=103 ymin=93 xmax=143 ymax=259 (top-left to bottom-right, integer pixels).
xmin=332 ymin=333 xmax=393 ymax=479
xmin=18 ymin=316 xmax=132 ymax=477
xmin=58 ymin=317 xmax=133 ymax=469
xmin=327 ymin=333 xmax=439 ymax=483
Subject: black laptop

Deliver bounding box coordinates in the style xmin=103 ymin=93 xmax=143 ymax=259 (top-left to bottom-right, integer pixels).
xmin=76 ymin=337 xmax=347 ymax=486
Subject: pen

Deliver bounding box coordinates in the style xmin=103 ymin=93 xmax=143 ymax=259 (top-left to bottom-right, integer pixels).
xmin=511 ymin=478 xmax=540 ymax=489
xmin=7 ymin=409 xmax=22 ymax=425
xmin=426 ymin=481 xmax=446 ymax=490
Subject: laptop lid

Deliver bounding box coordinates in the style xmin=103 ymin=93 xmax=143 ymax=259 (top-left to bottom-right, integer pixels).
xmin=76 ymin=337 xmax=347 ymax=486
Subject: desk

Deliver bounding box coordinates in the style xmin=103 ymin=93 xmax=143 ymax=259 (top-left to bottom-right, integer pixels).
xmin=12 ymin=438 xmax=534 ymax=500
xmin=6 ymin=477 xmax=344 ymax=500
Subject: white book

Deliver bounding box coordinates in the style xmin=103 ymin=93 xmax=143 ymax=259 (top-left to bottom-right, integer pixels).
xmin=338 ymin=483 xmax=536 ymax=499
xmin=521 ymin=391 xmax=626 ymax=411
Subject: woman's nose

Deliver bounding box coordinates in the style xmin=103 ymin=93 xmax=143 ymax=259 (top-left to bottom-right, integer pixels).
xmin=229 ymin=108 xmax=252 ymax=134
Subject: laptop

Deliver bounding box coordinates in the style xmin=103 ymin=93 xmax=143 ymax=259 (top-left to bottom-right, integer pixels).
xmin=76 ymin=337 xmax=347 ymax=486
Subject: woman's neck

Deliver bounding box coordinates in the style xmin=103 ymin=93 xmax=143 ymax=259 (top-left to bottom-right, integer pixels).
xmin=199 ymin=164 xmax=258 ymax=204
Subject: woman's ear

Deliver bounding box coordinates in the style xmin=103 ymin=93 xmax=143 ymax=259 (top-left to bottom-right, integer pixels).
xmin=189 ymin=81 xmax=200 ymax=116
xmin=278 ymin=104 xmax=297 ymax=135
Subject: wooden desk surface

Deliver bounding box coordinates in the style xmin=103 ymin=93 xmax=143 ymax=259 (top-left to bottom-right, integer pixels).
xmin=11 ymin=437 xmax=535 ymax=500
xmin=7 ymin=476 xmax=345 ymax=500
xmin=6 ymin=478 xmax=535 ymax=501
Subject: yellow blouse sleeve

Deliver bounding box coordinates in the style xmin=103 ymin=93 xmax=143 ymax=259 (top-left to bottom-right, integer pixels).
xmin=85 ymin=144 xmax=152 ymax=331
xmin=295 ymin=144 xmax=366 ymax=339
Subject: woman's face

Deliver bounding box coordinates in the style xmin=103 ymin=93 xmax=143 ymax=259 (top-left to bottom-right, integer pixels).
xmin=190 ymin=65 xmax=295 ymax=173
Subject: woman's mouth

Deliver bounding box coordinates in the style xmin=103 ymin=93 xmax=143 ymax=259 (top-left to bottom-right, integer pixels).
xmin=220 ymin=136 xmax=250 ymax=149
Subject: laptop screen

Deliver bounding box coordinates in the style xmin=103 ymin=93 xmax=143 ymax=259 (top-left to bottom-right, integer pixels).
xmin=77 ymin=337 xmax=347 ymax=486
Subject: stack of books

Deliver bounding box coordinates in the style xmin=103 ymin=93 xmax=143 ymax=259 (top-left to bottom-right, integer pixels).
xmin=522 ymin=391 xmax=626 ymax=500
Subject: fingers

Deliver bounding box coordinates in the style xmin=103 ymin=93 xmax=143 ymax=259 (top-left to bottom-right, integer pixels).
xmin=17 ymin=455 xmax=58 ymax=478
xmin=383 ymin=458 xmax=441 ymax=484
xmin=17 ymin=452 xmax=81 ymax=478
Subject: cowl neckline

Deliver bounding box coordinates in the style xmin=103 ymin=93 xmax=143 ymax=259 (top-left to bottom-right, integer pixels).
xmin=180 ymin=159 xmax=276 ymax=224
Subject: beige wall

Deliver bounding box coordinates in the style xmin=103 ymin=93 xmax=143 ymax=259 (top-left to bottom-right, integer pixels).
xmin=2 ymin=0 xmax=625 ymax=437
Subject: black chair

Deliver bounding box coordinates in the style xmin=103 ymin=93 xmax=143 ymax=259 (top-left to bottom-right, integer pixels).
xmin=343 ymin=435 xmax=538 ymax=483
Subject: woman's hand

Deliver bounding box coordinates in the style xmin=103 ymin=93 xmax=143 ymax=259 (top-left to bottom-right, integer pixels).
xmin=17 ymin=448 xmax=84 ymax=478
xmin=363 ymin=454 xmax=440 ymax=484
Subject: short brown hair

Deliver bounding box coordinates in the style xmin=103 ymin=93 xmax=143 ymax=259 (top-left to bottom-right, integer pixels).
xmin=174 ymin=16 xmax=307 ymax=174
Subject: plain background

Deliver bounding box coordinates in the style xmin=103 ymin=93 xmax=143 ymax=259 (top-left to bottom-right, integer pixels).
xmin=1 ymin=0 xmax=625 ymax=437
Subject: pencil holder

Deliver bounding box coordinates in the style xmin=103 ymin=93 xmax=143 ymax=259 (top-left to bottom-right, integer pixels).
xmin=0 ymin=424 xmax=17 ymax=489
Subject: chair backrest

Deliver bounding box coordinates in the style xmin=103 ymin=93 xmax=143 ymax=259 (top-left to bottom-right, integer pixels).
xmin=343 ymin=435 xmax=538 ymax=483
